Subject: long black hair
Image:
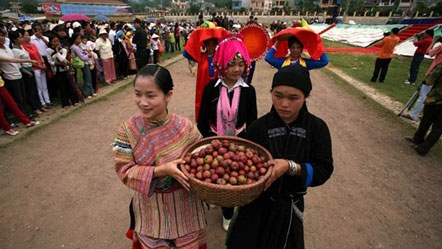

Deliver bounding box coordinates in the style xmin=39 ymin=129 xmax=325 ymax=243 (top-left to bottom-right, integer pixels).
xmin=134 ymin=64 xmax=174 ymax=95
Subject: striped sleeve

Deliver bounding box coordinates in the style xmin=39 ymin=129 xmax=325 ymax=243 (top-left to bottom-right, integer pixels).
xmin=113 ymin=122 xmax=155 ymax=196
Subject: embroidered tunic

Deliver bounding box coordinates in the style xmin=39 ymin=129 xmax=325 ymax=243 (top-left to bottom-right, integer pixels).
xmin=113 ymin=113 xmax=206 ymax=239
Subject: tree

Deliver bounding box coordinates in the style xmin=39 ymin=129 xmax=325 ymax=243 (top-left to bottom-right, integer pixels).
xmin=21 ymin=2 xmax=39 ymax=14
xmin=187 ymin=4 xmax=201 ymax=15
xmin=429 ymin=2 xmax=442 ymax=16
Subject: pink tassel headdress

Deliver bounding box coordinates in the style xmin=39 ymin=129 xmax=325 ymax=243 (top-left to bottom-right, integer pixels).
xmin=213 ymin=34 xmax=251 ymax=81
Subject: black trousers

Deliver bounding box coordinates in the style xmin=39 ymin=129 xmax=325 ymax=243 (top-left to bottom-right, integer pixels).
xmin=371 ymin=58 xmax=392 ymax=82
xmin=4 ymin=78 xmax=28 ymax=116
xmin=21 ymin=73 xmax=41 ymax=111
xmin=135 ymin=48 xmax=150 ymax=71
xmin=414 ymin=104 xmax=442 ymax=154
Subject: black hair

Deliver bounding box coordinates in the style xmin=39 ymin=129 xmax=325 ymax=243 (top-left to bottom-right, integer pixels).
xmin=8 ymin=30 xmax=21 ymax=47
xmin=288 ymin=36 xmax=304 ymax=50
xmin=134 ymin=64 xmax=174 ymax=95
xmin=391 ymin=28 xmax=399 ymax=35
xmin=0 ymin=28 xmax=6 ymax=36
xmin=31 ymin=21 xmax=42 ymax=31
xmin=70 ymin=32 xmax=80 ymax=46
xmin=425 ymin=29 xmax=434 ymax=38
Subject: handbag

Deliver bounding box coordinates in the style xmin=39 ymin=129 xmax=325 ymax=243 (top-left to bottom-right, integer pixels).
xmin=72 ymin=55 xmax=84 ymax=69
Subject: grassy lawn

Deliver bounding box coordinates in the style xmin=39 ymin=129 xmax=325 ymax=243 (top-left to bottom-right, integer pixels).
xmin=323 ymin=39 xmax=432 ymax=104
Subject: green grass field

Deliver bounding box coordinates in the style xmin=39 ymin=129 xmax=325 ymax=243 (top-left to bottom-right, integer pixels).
xmin=323 ymin=39 xmax=433 ymax=104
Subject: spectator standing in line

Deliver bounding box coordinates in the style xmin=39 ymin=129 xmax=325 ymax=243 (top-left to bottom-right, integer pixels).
xmin=70 ymin=33 xmax=95 ymax=99
xmin=404 ymin=29 xmax=433 ymax=85
xmin=174 ymin=22 xmax=181 ymax=52
xmin=169 ymin=28 xmax=175 ymax=53
xmin=370 ymin=28 xmax=400 ymax=83
xmin=402 ymin=36 xmax=442 ymax=121
xmin=132 ymin=18 xmax=149 ymax=71
xmin=46 ymin=35 xmax=80 ymax=108
xmin=29 ymin=22 xmax=53 ymax=106
xmin=11 ymin=30 xmax=46 ymax=116
xmin=162 ymin=28 xmax=170 ymax=53
xmin=113 ymin=30 xmax=129 ymax=79
xmin=95 ymin=29 xmax=116 ymax=84
xmin=151 ymin=34 xmax=161 ymax=64
xmin=0 ymin=30 xmax=30 ymax=117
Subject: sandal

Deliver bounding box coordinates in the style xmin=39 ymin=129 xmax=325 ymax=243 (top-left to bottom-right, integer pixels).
xmin=5 ymin=129 xmax=19 ymax=136
xmin=26 ymin=121 xmax=40 ymax=127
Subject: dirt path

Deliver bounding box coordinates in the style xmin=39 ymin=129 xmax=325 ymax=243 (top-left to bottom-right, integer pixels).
xmin=0 ymin=58 xmax=441 ymax=249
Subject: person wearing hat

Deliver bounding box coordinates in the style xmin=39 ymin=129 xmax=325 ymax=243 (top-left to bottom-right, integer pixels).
xmin=227 ymin=64 xmax=334 ymax=249
xmin=132 ymin=18 xmax=150 ymax=71
xmin=112 ymin=29 xmax=129 ymax=79
xmin=95 ymin=28 xmax=116 ymax=84
xmin=150 ymin=33 xmax=161 ymax=64
xmin=265 ymin=35 xmax=328 ymax=70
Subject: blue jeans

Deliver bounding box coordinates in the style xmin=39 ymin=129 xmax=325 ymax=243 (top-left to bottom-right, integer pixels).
xmin=81 ymin=65 xmax=94 ymax=97
xmin=409 ymin=84 xmax=433 ymax=120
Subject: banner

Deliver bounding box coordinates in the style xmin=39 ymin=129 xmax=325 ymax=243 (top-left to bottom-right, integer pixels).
xmin=42 ymin=3 xmax=62 ymax=16
xmin=60 ymin=4 xmax=133 ymax=16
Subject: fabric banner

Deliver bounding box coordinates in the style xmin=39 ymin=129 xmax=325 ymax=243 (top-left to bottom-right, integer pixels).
xmin=42 ymin=3 xmax=62 ymax=16
xmin=60 ymin=4 xmax=133 ymax=16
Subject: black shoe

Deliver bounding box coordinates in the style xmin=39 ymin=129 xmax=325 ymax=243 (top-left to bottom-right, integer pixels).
xmin=370 ymin=79 xmax=376 ymax=83
xmin=405 ymin=136 xmax=420 ymax=145
xmin=414 ymin=145 xmax=428 ymax=156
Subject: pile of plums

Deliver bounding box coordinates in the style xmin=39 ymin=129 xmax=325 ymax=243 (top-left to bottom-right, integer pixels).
xmin=182 ymin=139 xmax=270 ymax=185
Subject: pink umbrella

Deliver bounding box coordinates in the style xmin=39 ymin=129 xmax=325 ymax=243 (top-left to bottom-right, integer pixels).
xmin=60 ymin=13 xmax=91 ymax=22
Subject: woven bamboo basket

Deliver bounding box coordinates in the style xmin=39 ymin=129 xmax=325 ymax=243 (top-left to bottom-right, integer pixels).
xmin=180 ymin=136 xmax=273 ymax=207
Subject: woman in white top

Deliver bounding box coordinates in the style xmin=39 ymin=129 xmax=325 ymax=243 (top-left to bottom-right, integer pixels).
xmin=12 ymin=29 xmax=47 ymax=116
xmin=0 ymin=29 xmax=29 ymax=117
xmin=47 ymin=35 xmax=80 ymax=107
xmin=95 ymin=29 xmax=116 ymax=84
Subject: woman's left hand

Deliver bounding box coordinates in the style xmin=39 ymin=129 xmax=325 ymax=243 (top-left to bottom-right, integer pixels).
xmin=157 ymin=159 xmax=190 ymax=191
xmin=264 ymin=159 xmax=289 ymax=191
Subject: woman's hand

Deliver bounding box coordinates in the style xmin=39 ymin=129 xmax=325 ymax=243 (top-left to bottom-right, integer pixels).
xmin=264 ymin=159 xmax=289 ymax=191
xmin=274 ymin=39 xmax=280 ymax=47
xmin=155 ymin=159 xmax=190 ymax=191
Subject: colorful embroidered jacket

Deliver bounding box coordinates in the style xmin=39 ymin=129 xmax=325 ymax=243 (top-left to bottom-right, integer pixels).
xmin=113 ymin=113 xmax=206 ymax=239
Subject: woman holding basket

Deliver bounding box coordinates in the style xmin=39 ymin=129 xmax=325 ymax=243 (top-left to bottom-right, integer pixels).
xmin=113 ymin=64 xmax=207 ymax=249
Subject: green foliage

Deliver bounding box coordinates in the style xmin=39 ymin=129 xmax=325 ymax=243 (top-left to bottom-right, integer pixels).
xmin=21 ymin=2 xmax=39 ymax=14
xmin=187 ymin=4 xmax=201 ymax=15
xmin=430 ymin=2 xmax=442 ymax=16
xmin=323 ymin=40 xmax=432 ymax=104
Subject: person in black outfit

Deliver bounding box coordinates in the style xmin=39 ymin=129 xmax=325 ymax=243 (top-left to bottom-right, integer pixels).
xmin=132 ymin=18 xmax=149 ymax=71
xmin=113 ymin=30 xmax=129 ymax=78
xmin=227 ymin=64 xmax=334 ymax=249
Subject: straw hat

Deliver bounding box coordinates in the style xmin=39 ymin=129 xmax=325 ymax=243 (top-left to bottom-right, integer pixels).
xmin=151 ymin=34 xmax=159 ymax=39
xmin=98 ymin=29 xmax=108 ymax=36
xmin=72 ymin=21 xmax=81 ymax=29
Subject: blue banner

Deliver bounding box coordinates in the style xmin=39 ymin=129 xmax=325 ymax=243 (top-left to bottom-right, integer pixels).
xmin=60 ymin=4 xmax=133 ymax=15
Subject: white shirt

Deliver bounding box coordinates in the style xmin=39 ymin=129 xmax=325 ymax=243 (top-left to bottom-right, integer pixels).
xmin=94 ymin=37 xmax=114 ymax=59
xmin=30 ymin=34 xmax=49 ymax=57
xmin=108 ymin=29 xmax=116 ymax=45
xmin=0 ymin=47 xmax=22 ymax=80
xmin=214 ymin=77 xmax=249 ymax=92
